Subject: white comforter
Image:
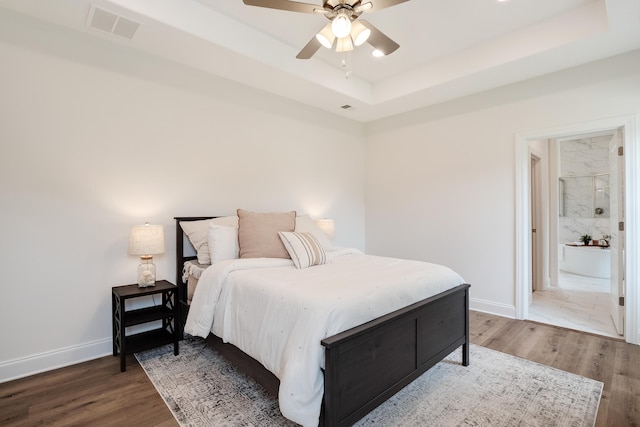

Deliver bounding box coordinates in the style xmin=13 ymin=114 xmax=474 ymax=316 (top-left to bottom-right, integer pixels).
xmin=184 ymin=248 xmax=465 ymax=427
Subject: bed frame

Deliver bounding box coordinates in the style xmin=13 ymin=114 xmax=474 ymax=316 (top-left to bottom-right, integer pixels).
xmin=175 ymin=216 xmax=470 ymax=427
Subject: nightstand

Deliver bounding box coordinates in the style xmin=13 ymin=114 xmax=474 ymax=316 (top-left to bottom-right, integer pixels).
xmin=112 ymin=280 xmax=179 ymax=372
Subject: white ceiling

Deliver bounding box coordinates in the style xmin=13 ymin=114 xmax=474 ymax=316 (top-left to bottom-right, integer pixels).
xmin=1 ymin=0 xmax=639 ymax=122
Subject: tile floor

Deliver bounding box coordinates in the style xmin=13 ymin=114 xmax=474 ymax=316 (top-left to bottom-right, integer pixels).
xmin=528 ymin=271 xmax=621 ymax=338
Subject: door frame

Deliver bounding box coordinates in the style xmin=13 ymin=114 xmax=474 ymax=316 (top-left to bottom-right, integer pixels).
xmin=609 ymin=131 xmax=625 ymax=334
xmin=515 ymin=115 xmax=639 ymax=344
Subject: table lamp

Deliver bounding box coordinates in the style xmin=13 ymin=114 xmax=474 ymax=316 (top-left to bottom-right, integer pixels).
xmin=316 ymin=218 xmax=336 ymax=239
xmin=128 ymin=222 xmax=165 ymax=287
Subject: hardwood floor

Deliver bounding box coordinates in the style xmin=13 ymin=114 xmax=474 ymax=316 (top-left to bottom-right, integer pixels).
xmin=0 ymin=354 xmax=178 ymax=427
xmin=1 ymin=311 xmax=638 ymax=426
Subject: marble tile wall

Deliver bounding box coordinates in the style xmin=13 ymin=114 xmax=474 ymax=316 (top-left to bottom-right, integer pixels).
xmin=559 ymin=217 xmax=611 ymax=244
xmin=560 ymin=136 xmax=610 ymax=176
xmin=559 ymin=136 xmax=611 ymax=243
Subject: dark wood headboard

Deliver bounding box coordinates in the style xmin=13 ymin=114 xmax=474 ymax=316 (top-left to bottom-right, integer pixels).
xmin=174 ymin=216 xmax=215 ymax=337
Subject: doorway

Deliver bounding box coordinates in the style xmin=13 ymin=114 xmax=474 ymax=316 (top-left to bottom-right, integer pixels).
xmin=528 ymin=132 xmax=621 ymax=338
xmin=515 ymin=115 xmax=639 ymax=345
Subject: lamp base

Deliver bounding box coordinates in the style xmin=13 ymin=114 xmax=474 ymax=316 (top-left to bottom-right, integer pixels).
xmin=137 ymin=257 xmax=157 ymax=288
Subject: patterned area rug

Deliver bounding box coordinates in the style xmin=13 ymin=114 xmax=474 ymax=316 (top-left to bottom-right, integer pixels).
xmin=135 ymin=338 xmax=602 ymax=427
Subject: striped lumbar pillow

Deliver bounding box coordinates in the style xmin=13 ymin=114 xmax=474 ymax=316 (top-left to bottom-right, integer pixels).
xmin=278 ymin=231 xmax=327 ymax=269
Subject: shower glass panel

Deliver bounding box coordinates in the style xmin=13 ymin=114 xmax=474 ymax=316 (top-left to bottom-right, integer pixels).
xmin=594 ymin=174 xmax=610 ymax=217
xmin=559 ymin=174 xmax=609 ymax=218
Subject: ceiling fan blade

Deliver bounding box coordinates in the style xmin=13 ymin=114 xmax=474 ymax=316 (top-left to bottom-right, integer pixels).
xmin=363 ymin=0 xmax=409 ymax=12
xmin=243 ymin=0 xmax=321 ymax=14
xmin=296 ymin=36 xmax=322 ymax=59
xmin=359 ymin=20 xmax=399 ymax=55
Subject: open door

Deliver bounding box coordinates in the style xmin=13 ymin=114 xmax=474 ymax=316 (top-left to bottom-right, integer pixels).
xmin=609 ymin=129 xmax=625 ymax=336
xmin=530 ymin=154 xmax=541 ymax=296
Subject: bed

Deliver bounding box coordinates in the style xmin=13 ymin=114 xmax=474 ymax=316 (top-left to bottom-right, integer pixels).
xmin=175 ymin=214 xmax=470 ymax=427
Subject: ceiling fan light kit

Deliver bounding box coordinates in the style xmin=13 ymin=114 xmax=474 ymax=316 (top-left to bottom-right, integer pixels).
xmin=331 ymin=11 xmax=352 ymax=38
xmin=242 ymin=0 xmax=407 ymax=59
xmin=336 ymin=35 xmax=354 ymax=53
xmin=350 ymin=20 xmax=371 ymax=46
xmin=315 ymin=23 xmax=335 ymax=48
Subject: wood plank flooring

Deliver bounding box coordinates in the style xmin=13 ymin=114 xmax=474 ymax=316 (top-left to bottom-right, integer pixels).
xmin=1 ymin=311 xmax=638 ymax=426
xmin=0 ymin=354 xmax=177 ymax=427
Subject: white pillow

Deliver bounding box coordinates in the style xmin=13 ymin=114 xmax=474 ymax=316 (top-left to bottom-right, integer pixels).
xmin=295 ymin=215 xmax=334 ymax=251
xmin=208 ymin=224 xmax=239 ymax=263
xmin=278 ymin=231 xmax=327 ymax=269
xmin=180 ymin=216 xmax=238 ymax=264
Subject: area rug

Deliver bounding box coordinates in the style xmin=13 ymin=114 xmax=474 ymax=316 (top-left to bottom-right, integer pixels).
xmin=135 ymin=338 xmax=602 ymax=427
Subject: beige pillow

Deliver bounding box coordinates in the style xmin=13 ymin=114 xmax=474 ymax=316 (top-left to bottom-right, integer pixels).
xmin=237 ymin=209 xmax=296 ymax=259
xmin=180 ymin=216 xmax=238 ymax=264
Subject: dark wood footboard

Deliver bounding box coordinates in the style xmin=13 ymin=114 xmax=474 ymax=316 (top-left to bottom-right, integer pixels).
xmin=321 ymin=283 xmax=470 ymax=427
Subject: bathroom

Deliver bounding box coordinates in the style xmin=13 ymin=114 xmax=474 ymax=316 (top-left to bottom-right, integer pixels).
xmin=529 ymin=131 xmax=622 ymax=338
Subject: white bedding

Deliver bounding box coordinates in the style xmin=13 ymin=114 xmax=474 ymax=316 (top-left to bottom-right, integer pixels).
xmin=184 ymin=248 xmax=465 ymax=427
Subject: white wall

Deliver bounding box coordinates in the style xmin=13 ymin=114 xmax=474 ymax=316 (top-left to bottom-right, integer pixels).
xmin=365 ymin=49 xmax=640 ymax=318
xmin=0 ymin=12 xmax=365 ymax=381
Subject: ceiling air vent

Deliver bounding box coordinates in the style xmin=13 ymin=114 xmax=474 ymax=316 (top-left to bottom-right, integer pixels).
xmin=87 ymin=5 xmax=140 ymax=40
xmin=340 ymin=105 xmax=352 ymax=110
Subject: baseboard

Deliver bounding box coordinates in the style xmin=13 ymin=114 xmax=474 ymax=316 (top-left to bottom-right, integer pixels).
xmin=0 ymin=338 xmax=112 ymax=383
xmin=470 ymin=298 xmax=516 ymax=318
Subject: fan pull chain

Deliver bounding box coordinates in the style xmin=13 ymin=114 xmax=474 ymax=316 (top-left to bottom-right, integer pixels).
xmin=342 ymin=53 xmax=353 ymax=79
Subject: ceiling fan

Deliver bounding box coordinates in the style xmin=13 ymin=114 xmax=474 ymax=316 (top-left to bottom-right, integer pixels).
xmin=242 ymin=0 xmax=408 ymax=59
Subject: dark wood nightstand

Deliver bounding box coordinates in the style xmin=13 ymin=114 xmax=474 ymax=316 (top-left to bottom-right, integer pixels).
xmin=112 ymin=280 xmax=179 ymax=372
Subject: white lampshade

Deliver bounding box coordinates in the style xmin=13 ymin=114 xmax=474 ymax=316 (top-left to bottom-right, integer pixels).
xmin=316 ymin=23 xmax=335 ymax=49
xmin=331 ymin=12 xmax=352 ymax=39
xmin=316 ymin=219 xmax=336 ymax=239
xmin=128 ymin=223 xmax=165 ymax=256
xmin=351 ymin=21 xmax=371 ymax=47
xmin=335 ymin=36 xmax=354 ymax=53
